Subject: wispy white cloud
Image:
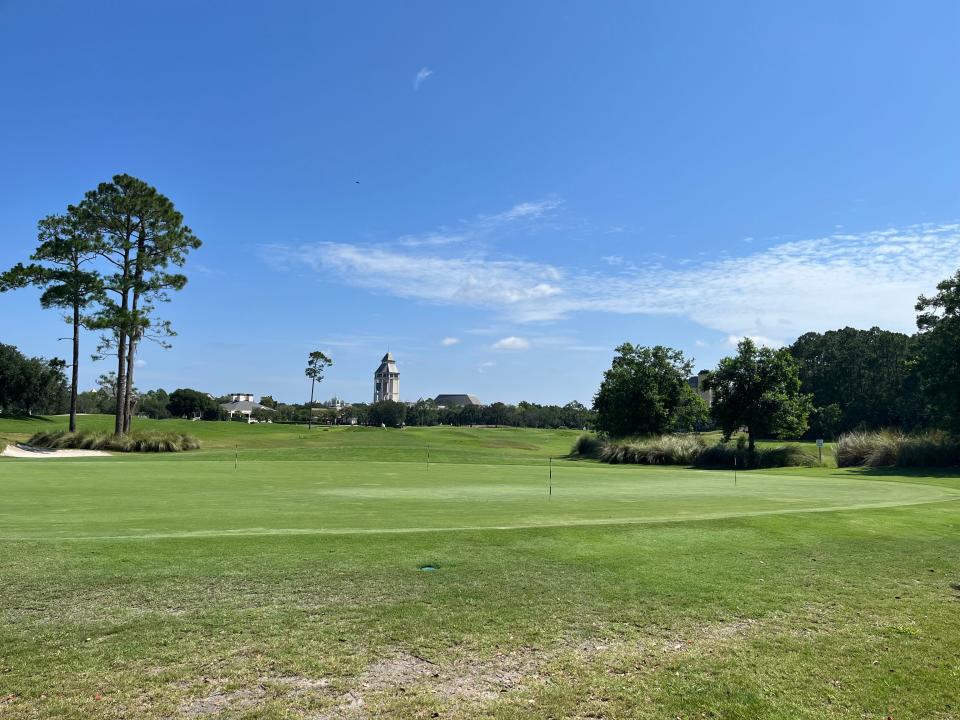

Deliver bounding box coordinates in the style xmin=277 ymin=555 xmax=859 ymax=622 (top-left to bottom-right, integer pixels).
xmin=393 ymin=199 xmax=562 ymax=249
xmin=493 ymin=336 xmax=530 ymax=351
xmin=413 ymin=67 xmax=433 ymax=90
xmin=398 ymin=232 xmax=467 ymax=248
xmin=440 ymin=337 xmax=460 ymax=347
xmin=477 ymin=361 xmax=496 ymax=373
xmin=483 ymin=199 xmax=563 ymax=224
xmin=266 ymin=222 xmax=960 ymax=346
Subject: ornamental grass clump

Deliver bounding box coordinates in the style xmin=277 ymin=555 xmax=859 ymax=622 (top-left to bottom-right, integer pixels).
xmin=571 ymin=434 xmax=605 ymax=458
xmin=572 ymin=434 xmax=817 ymax=468
xmin=692 ymin=443 xmax=817 ymax=469
xmin=898 ymin=431 xmax=960 ymax=467
xmin=26 ymin=428 xmax=200 ymax=453
xmin=836 ymin=430 xmax=960 ymax=467
xmin=590 ymin=435 xmax=706 ymax=465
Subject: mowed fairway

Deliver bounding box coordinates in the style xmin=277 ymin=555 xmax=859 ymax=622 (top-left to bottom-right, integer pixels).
xmin=2 ymin=419 xmax=960 ymax=719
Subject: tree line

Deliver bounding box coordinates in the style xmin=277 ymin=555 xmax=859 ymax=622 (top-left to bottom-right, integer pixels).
xmin=1 ymin=175 xmax=200 ymax=434
xmin=117 ymin=391 xmax=596 ymax=430
xmin=593 ymin=267 xmax=960 ymax=446
xmin=356 ymin=399 xmax=594 ymax=429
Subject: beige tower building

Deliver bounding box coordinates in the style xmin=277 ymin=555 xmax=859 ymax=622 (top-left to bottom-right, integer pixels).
xmin=373 ymin=352 xmax=400 ymax=402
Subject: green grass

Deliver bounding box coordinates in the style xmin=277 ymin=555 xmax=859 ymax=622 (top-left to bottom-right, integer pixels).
xmin=2 ymin=415 xmax=959 ymax=719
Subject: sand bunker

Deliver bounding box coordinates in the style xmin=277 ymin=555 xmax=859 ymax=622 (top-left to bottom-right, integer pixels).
xmin=2 ymin=444 xmax=111 ymax=459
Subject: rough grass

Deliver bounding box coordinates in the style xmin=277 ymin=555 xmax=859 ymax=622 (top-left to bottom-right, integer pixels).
xmin=572 ymin=433 xmax=818 ymax=468
xmin=26 ymin=428 xmax=200 ymax=453
xmin=836 ymin=429 xmax=960 ymax=467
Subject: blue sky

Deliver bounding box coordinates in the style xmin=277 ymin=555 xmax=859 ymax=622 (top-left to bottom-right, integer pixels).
xmin=1 ymin=2 xmax=959 ymax=405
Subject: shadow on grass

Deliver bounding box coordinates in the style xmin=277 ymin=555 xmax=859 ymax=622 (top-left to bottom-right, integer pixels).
xmin=840 ymin=466 xmax=960 ymax=479
xmin=0 ymin=413 xmax=53 ymax=422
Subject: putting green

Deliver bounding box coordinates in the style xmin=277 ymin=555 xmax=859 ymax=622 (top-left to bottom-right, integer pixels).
xmin=2 ymin=459 xmax=957 ymax=540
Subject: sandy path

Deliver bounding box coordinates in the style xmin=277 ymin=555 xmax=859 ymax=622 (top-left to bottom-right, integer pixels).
xmin=1 ymin=444 xmax=111 ymax=459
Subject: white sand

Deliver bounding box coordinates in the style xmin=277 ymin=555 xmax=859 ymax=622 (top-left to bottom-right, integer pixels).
xmin=2 ymin=444 xmax=111 ymax=459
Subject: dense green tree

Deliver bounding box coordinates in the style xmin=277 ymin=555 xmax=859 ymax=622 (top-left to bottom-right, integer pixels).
xmin=259 ymin=395 xmax=278 ymax=409
xmin=252 ymin=406 xmax=278 ymax=423
xmin=561 ymin=400 xmax=592 ymax=430
xmin=76 ymin=174 xmax=201 ymax=434
xmin=305 ymin=350 xmax=333 ymax=430
xmin=368 ymin=400 xmax=407 ymax=427
xmin=0 ymin=213 xmax=102 ymax=431
xmin=0 ymin=344 xmax=68 ymax=415
xmin=593 ymin=344 xmax=707 ymax=437
xmin=483 ymin=401 xmax=510 ymax=427
xmin=915 ymin=269 xmax=960 ymax=431
xmin=76 ymin=390 xmax=107 ymax=415
xmin=808 ymin=403 xmax=843 ymax=440
xmin=407 ymin=398 xmax=440 ymax=426
xmin=707 ymin=338 xmax=812 ymax=451
xmin=790 ymin=327 xmax=924 ymax=432
xmin=138 ymin=389 xmax=171 ymax=419
xmin=167 ymin=388 xmax=218 ymax=419
xmin=75 ymin=372 xmax=121 ymax=414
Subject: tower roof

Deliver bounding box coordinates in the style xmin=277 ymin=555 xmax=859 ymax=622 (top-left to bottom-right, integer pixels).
xmin=375 ymin=351 xmax=399 ymax=376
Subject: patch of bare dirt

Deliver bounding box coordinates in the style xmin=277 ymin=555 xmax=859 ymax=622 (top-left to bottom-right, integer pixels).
xmin=178 ymin=675 xmax=330 ymax=717
xmin=178 ymin=616 xmax=775 ymax=718
xmin=181 ymin=687 xmax=260 ymax=717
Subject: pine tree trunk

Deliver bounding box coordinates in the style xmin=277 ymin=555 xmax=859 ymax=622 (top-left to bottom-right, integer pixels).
xmin=114 ymin=247 xmax=130 ymax=435
xmin=69 ymin=302 xmax=79 ymax=433
xmin=115 ymin=331 xmax=127 ymax=434
xmin=308 ymin=378 xmax=315 ymax=431
xmin=123 ymin=333 xmax=136 ymax=433
xmin=123 ymin=222 xmax=146 ymax=435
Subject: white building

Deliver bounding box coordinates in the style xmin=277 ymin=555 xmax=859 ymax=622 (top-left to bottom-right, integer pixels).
xmin=220 ymin=393 xmax=275 ymax=423
xmin=373 ymin=352 xmax=400 ymax=402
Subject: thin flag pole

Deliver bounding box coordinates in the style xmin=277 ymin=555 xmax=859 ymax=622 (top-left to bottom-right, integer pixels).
xmin=549 ymin=457 xmax=553 ymax=499
xmin=235 ymin=444 xmax=238 ymax=471
xmin=734 ymin=454 xmax=737 ymax=486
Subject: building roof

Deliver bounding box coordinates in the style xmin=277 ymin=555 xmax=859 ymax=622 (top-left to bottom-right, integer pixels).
xmin=220 ymin=400 xmax=275 ymax=413
xmin=375 ymin=352 xmax=398 ymax=376
xmin=434 ymin=394 xmax=482 ymax=407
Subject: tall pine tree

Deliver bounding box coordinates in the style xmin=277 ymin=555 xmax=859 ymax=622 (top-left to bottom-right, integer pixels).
xmin=0 ymin=213 xmax=102 ymax=431
xmin=75 ymin=175 xmax=201 ymax=434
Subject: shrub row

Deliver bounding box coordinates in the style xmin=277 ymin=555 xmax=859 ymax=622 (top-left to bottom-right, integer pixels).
xmin=836 ymin=430 xmax=960 ymax=467
xmin=571 ymin=434 xmax=818 ymax=468
xmin=596 ymin=434 xmax=706 ymax=465
xmin=27 ymin=429 xmax=200 ymax=453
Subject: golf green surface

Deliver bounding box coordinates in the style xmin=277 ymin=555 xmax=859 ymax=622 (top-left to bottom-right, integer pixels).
xmin=3 ymin=459 xmax=957 ymax=540
xmin=2 ymin=417 xmax=960 ymax=719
